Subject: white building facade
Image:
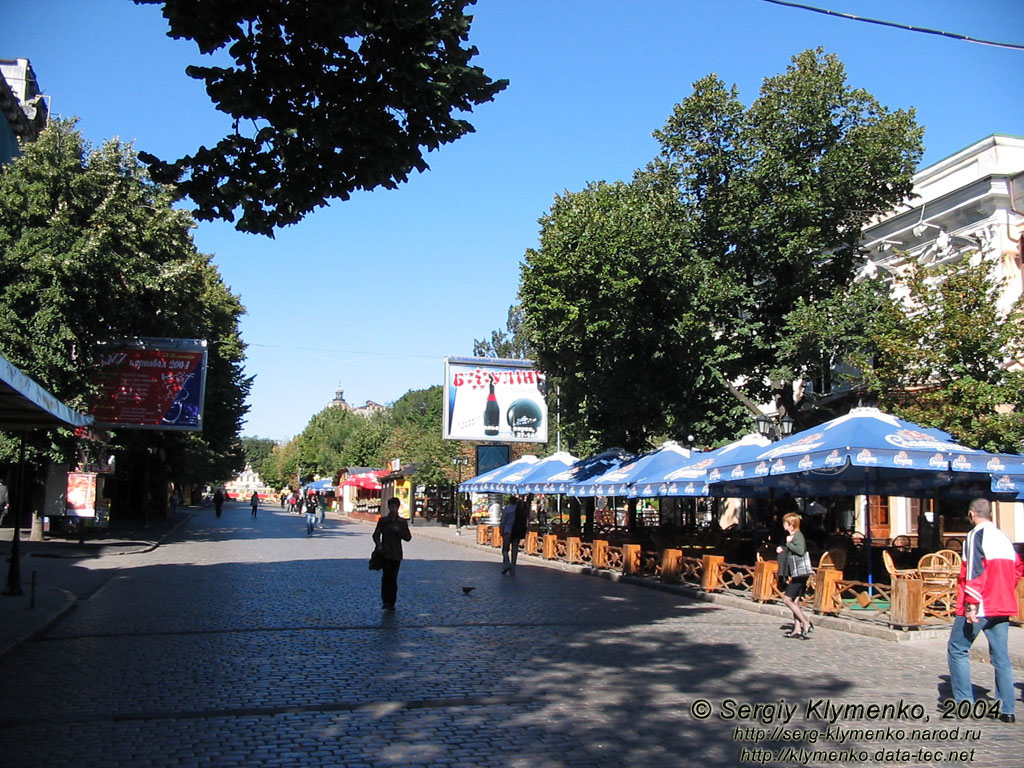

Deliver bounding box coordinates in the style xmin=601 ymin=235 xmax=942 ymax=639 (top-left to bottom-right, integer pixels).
xmin=859 ymin=134 xmax=1024 ymax=543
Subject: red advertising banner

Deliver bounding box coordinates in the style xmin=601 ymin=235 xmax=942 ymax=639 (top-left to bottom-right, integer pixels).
xmin=90 ymin=338 xmax=207 ymax=430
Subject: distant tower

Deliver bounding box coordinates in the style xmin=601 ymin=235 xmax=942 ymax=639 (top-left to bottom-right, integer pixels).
xmin=329 ymin=385 xmax=351 ymax=411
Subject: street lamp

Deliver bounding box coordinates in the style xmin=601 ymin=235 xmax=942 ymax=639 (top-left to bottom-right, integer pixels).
xmin=757 ymin=412 xmax=795 ymax=441
xmin=452 ymin=457 xmax=470 ymax=534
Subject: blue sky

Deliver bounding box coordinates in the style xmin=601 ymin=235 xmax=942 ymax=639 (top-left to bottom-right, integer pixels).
xmin=2 ymin=1 xmax=1022 ymax=441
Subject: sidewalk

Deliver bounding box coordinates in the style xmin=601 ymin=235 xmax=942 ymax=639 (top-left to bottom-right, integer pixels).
xmin=399 ymin=518 xmax=1024 ymax=670
xmin=0 ymin=510 xmax=190 ymax=658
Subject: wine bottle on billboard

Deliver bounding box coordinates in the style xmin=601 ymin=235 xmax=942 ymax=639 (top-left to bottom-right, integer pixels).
xmin=484 ymin=381 xmax=499 ymax=436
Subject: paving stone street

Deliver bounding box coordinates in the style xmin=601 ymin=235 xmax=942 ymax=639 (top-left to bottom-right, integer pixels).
xmin=1 ymin=501 xmax=1022 ymax=767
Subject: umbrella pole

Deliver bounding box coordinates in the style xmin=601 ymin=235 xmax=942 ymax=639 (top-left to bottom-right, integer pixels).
xmin=864 ymin=467 xmax=874 ymax=594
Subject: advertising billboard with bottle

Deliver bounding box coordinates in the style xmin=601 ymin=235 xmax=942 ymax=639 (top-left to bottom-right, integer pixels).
xmin=442 ymin=357 xmax=548 ymax=443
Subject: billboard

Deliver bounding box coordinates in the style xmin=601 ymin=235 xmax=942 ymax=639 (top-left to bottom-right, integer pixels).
xmin=443 ymin=357 xmax=548 ymax=443
xmin=90 ymin=338 xmax=208 ymax=431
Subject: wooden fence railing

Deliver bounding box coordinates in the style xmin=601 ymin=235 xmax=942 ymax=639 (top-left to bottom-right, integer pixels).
xmin=474 ymin=525 xmax=978 ymax=631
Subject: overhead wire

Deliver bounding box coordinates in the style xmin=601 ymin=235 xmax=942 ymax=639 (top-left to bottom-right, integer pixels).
xmin=760 ymin=0 xmax=1024 ymax=52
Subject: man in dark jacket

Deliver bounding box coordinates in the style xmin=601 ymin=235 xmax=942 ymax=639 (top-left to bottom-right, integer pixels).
xmin=372 ymin=497 xmax=412 ymax=610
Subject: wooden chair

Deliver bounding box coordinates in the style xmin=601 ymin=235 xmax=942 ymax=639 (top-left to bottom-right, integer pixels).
xmin=918 ymin=550 xmax=961 ymax=585
xmin=817 ymin=547 xmax=847 ymax=573
xmin=883 ymin=549 xmax=918 ymax=580
xmin=942 ymin=538 xmax=964 ymax=555
xmin=918 ymin=551 xmax=960 ymax=614
xmin=890 ymin=535 xmax=912 ymax=552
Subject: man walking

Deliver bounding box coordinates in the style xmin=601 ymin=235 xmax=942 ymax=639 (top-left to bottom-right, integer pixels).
xmin=250 ymin=491 xmax=259 ymax=518
xmin=947 ymin=498 xmax=1023 ymax=723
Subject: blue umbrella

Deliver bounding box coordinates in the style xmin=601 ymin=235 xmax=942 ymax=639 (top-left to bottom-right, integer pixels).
xmin=458 ymin=455 xmax=539 ymax=494
xmin=491 ymin=451 xmax=579 ymax=494
xmin=540 ymin=448 xmax=635 ymax=495
xmin=990 ymin=454 xmax=1024 ymax=499
xmin=569 ymin=441 xmax=691 ymax=497
xmin=708 ymin=408 xmax=998 ymax=499
xmin=302 ymin=478 xmax=335 ymax=493
xmin=628 ymin=434 xmax=772 ymax=498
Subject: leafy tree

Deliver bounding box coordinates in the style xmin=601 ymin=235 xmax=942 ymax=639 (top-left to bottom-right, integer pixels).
xmin=263 ymin=438 xmax=301 ymax=491
xmin=520 ymin=173 xmax=748 ymax=454
xmin=135 ymin=0 xmax=507 ymax=235
xmin=380 ymin=386 xmax=461 ymax=486
xmin=782 ymin=254 xmax=1024 ymax=452
xmin=473 ymin=305 xmax=534 ymax=359
xmin=242 ymin=435 xmax=278 ymax=480
xmin=0 ymin=118 xmax=250 ymax=516
xmin=341 ymin=409 xmax=393 ymax=468
xmin=520 ymin=49 xmax=923 ymax=449
xmin=652 ymin=49 xmax=923 ymax=421
xmin=297 ymin=405 xmax=361 ymax=479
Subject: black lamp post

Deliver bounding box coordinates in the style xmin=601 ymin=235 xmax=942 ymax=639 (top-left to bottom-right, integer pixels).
xmin=452 ymin=457 xmax=469 ymax=534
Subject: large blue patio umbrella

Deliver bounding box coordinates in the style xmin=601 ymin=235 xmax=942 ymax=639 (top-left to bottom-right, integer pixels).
xmin=302 ymin=478 xmax=336 ymax=493
xmin=708 ymin=407 xmax=1002 ymax=500
xmin=458 ymin=455 xmax=539 ymax=494
xmin=568 ymin=441 xmax=692 ymax=497
xmin=538 ymin=448 xmax=636 ymax=495
xmin=705 ymin=407 xmax=1010 ymax=583
xmin=990 ymin=454 xmax=1024 ymax=499
xmin=628 ymin=434 xmax=771 ymax=498
xmin=491 ymin=451 xmax=579 ymax=495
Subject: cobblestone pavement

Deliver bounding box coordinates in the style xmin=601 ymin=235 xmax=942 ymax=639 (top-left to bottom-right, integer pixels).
xmin=0 ymin=503 xmax=1021 ymax=767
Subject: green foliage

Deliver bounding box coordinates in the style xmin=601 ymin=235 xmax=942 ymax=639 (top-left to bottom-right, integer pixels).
xmin=653 ymin=48 xmax=923 ymax=405
xmin=241 ymin=435 xmax=277 ymax=478
xmin=340 ymin=410 xmax=392 ymax=468
xmin=781 ymin=254 xmax=1024 ymax=452
xmin=0 ymin=119 xmax=250 ymax=487
xmin=135 ymin=0 xmax=507 ymax=235
xmin=520 ymin=49 xmax=923 ymax=449
xmin=520 ymin=173 xmax=745 ymax=452
xmin=297 ymin=405 xmax=361 ymax=479
xmin=473 ymin=305 xmax=534 ymax=359
xmin=384 ymin=386 xmax=459 ymax=486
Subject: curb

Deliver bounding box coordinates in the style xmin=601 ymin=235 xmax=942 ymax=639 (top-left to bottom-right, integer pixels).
xmin=0 ymin=587 xmax=77 ymax=660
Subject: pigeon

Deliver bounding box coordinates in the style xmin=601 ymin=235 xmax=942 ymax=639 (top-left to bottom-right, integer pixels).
xmin=462 ymin=586 xmax=476 ymax=595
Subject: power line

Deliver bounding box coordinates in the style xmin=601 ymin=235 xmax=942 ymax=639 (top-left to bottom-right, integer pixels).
xmin=761 ymin=0 xmax=1024 ymax=52
xmin=246 ymin=342 xmax=448 ymax=362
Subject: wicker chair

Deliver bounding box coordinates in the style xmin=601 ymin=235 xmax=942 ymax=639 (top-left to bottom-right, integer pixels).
xmin=883 ymin=549 xmax=918 ymax=580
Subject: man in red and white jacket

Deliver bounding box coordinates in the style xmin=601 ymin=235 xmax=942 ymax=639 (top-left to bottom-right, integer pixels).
xmin=947 ymin=498 xmax=1023 ymax=723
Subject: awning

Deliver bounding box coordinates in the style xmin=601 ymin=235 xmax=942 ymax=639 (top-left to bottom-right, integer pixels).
xmin=0 ymin=352 xmax=93 ymax=430
xmin=302 ymin=479 xmax=336 ymax=493
xmin=342 ymin=471 xmax=384 ymax=490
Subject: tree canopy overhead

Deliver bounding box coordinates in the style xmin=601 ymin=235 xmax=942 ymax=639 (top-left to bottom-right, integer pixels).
xmin=519 ymin=49 xmax=924 ymax=452
xmin=0 ymin=118 xmax=250 ymax=490
xmin=135 ymin=0 xmax=507 ymax=235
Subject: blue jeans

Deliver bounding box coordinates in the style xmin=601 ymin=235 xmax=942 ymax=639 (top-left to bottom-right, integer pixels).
xmin=947 ymin=614 xmax=1015 ymax=715
xmin=306 ymin=512 xmax=316 ymax=536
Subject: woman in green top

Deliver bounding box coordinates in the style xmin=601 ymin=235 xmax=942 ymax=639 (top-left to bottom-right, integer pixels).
xmin=776 ymin=512 xmax=813 ymax=639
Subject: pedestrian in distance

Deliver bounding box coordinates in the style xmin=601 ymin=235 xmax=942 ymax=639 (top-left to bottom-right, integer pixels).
xmin=501 ymin=495 xmax=529 ymax=575
xmin=372 ymin=497 xmax=412 ymax=610
xmin=213 ymin=487 xmax=225 ymax=518
xmin=304 ymin=495 xmax=317 ymax=536
xmin=250 ymin=491 xmax=259 ymax=518
xmin=776 ymin=512 xmax=813 ymax=639
xmin=946 ymin=498 xmax=1023 ymax=723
